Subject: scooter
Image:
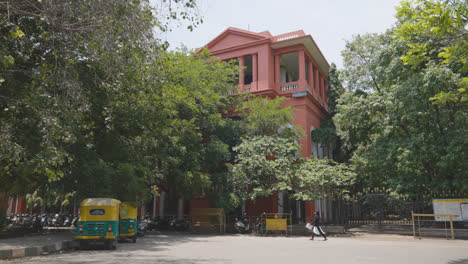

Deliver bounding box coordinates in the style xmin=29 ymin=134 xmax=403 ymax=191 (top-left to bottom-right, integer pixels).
xmin=173 ymin=218 xmax=188 ymax=231
xmin=137 ymin=219 xmax=147 ymax=236
xmin=63 ymin=215 xmax=72 ymax=227
xmin=234 ymin=216 xmax=250 ymax=233
xmin=40 ymin=214 xmax=49 ymax=227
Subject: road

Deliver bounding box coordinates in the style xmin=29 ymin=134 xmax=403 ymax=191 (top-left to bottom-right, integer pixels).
xmin=3 ymin=233 xmax=468 ymax=264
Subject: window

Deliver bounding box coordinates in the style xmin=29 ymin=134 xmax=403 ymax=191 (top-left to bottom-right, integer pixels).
xmin=244 ymin=55 xmax=253 ymax=85
xmin=279 ymin=52 xmax=299 ymax=83
xmin=90 ymin=209 xmax=105 ymax=215
xmin=318 ymin=143 xmax=323 ymax=159
xmin=311 ymin=127 xmax=318 ymax=158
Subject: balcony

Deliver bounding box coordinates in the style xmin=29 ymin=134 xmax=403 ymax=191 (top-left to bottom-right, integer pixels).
xmin=280 ymin=82 xmax=299 ymax=92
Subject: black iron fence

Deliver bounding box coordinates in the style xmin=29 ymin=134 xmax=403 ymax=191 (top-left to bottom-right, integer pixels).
xmin=329 ymin=188 xmax=468 ymax=226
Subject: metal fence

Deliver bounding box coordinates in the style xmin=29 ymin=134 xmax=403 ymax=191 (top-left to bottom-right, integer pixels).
xmin=329 ymin=188 xmax=468 ymax=226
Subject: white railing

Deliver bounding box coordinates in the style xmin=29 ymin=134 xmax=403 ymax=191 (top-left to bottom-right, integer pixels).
xmin=280 ymin=84 xmax=298 ymax=91
xmin=225 ymin=90 xmax=237 ymax=96
xmin=276 ymin=34 xmax=299 ymax=42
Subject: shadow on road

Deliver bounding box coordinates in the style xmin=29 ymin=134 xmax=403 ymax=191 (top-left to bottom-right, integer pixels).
xmin=448 ymin=259 xmax=468 ymax=264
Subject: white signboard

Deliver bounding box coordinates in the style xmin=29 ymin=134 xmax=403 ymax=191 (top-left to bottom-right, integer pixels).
xmin=433 ymin=199 xmax=468 ymax=222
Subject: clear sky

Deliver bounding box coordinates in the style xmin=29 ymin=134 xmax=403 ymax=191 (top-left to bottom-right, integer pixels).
xmin=154 ymin=0 xmax=401 ymax=69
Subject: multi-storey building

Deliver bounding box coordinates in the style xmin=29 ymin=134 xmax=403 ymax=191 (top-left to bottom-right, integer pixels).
xmin=202 ymin=27 xmax=333 ymax=223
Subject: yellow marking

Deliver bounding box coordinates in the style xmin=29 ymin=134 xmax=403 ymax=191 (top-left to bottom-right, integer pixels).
xmin=119 ymin=233 xmax=135 ymax=237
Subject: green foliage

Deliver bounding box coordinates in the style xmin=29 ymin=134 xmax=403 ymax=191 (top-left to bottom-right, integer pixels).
xmin=229 ymin=132 xmax=356 ymax=205
xmin=0 ymin=0 xmax=204 ymax=205
xmin=335 ymin=0 xmax=468 ymax=195
xmin=394 ymin=0 xmax=468 ymax=103
xmin=294 ymin=159 xmax=356 ymax=200
xmin=238 ymin=96 xmax=296 ymax=136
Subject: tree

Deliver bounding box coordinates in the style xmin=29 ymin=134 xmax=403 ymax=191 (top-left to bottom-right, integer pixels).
xmin=335 ymin=0 xmax=468 ymax=195
xmin=227 ymin=95 xmax=356 ymax=207
xmin=394 ymin=0 xmax=468 ymax=104
xmin=149 ymin=48 xmax=239 ymax=200
xmin=0 ymin=0 xmax=204 ymax=204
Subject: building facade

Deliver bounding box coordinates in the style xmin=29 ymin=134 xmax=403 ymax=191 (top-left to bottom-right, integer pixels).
xmin=203 ymin=27 xmax=332 ymax=223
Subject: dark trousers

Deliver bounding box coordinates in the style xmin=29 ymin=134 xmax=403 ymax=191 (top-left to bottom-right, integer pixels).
xmin=311 ymin=225 xmax=327 ymax=239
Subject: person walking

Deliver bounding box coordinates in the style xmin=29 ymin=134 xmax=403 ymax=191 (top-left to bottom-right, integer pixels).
xmin=310 ymin=211 xmax=327 ymax=241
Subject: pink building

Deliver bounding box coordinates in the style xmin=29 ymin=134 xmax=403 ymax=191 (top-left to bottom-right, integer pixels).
xmin=151 ymin=28 xmax=334 ymax=224
xmin=203 ymin=27 xmax=333 ymax=223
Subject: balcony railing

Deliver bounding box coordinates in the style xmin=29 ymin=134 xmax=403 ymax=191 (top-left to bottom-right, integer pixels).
xmin=280 ymin=82 xmax=299 ymax=92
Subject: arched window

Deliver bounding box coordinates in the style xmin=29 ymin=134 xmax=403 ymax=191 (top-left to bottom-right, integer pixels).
xmin=318 ymin=143 xmax=323 ymax=159
xmin=311 ymin=126 xmax=318 ymax=158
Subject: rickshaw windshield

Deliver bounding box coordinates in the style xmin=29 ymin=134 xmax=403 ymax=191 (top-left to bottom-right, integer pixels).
xmin=90 ymin=209 xmax=105 ymax=215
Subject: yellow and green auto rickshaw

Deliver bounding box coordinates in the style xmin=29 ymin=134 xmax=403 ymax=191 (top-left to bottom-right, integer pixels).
xmin=75 ymin=198 xmax=121 ymax=250
xmin=119 ymin=202 xmax=137 ymax=243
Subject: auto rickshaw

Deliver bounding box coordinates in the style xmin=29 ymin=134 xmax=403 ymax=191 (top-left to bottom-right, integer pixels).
xmin=75 ymin=198 xmax=121 ymax=250
xmin=119 ymin=202 xmax=137 ymax=243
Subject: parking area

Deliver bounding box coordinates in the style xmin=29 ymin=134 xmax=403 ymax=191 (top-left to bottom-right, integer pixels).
xmin=2 ymin=232 xmax=467 ymax=264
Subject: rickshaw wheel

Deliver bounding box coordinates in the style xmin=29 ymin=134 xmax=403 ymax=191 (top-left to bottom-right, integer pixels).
xmin=106 ymin=240 xmax=117 ymax=250
xmin=79 ymin=241 xmax=89 ymax=250
xmin=132 ymin=237 xmax=136 ymax=243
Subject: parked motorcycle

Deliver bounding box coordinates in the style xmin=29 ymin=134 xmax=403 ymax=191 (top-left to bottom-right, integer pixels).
xmin=30 ymin=214 xmax=42 ymax=232
xmin=63 ymin=215 xmax=72 ymax=227
xmin=72 ymin=215 xmax=79 ymax=227
xmin=153 ymin=216 xmax=169 ymax=231
xmin=255 ymin=217 xmax=262 ymax=234
xmin=169 ymin=218 xmax=188 ymax=231
xmin=234 ymin=215 xmax=250 ymax=233
xmin=40 ymin=214 xmax=49 ymax=227
xmin=137 ymin=219 xmax=147 ymax=236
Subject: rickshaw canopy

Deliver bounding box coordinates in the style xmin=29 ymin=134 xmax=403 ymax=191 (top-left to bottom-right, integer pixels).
xmin=79 ymin=198 xmax=121 ymax=222
xmin=120 ymin=202 xmax=138 ymax=220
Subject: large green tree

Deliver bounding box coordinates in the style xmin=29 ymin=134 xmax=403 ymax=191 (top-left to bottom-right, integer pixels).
xmin=335 ymin=0 xmax=468 ymax=195
xmin=0 ymin=0 xmax=207 ymax=206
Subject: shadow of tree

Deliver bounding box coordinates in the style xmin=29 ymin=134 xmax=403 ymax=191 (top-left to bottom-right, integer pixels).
xmin=447 ymin=259 xmax=468 ymax=264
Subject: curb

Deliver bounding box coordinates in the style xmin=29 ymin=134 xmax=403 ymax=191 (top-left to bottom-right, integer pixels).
xmin=0 ymin=240 xmax=79 ymax=260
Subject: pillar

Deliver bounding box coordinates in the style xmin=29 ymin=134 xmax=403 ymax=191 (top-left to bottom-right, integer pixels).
xmin=159 ymin=191 xmax=165 ymax=217
xmin=252 ymin=53 xmax=258 ymax=90
xmin=239 ymin=56 xmax=244 ymax=89
xmin=140 ymin=199 xmax=145 ymax=218
xmin=278 ymin=191 xmax=284 ymax=214
xmin=15 ymin=195 xmax=19 ymax=214
xmin=325 ymin=79 xmax=329 ymax=105
xmin=314 ymin=66 xmax=320 ymax=96
xmin=298 ymin=49 xmax=307 ymax=89
xmin=7 ymin=196 xmax=12 ymax=216
xmin=319 ymin=74 xmax=324 ymax=100
xmin=296 ymin=200 xmax=301 ymax=222
xmin=177 ymin=196 xmax=184 ymax=220
xmin=152 ymin=194 xmax=157 ymax=218
xmin=275 ymin=54 xmax=280 ymax=89
xmin=308 ymin=60 xmax=313 ymax=91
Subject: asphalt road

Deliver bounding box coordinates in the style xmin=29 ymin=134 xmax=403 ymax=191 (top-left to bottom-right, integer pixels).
xmin=3 ymin=233 xmax=468 ymax=264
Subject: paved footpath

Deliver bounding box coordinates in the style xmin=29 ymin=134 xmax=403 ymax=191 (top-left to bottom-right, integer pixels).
xmin=0 ymin=232 xmax=467 ymax=264
xmin=0 ymin=229 xmax=76 ymax=259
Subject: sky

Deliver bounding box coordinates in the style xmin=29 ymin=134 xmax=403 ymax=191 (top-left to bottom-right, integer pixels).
xmin=154 ymin=0 xmax=402 ymax=69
